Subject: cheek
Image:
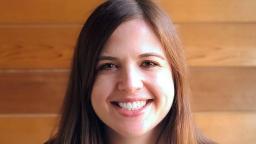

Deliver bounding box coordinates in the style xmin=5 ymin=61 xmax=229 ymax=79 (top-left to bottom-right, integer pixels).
xmin=152 ymin=69 xmax=175 ymax=108
xmin=91 ymin=75 xmax=114 ymax=119
xmin=158 ymin=71 xmax=174 ymax=95
xmin=91 ymin=75 xmax=116 ymax=104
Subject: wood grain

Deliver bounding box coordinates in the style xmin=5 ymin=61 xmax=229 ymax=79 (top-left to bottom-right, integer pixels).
xmin=179 ymin=23 xmax=256 ymax=66
xmin=0 ymin=26 xmax=79 ymax=69
xmin=0 ymin=24 xmax=255 ymax=68
xmin=0 ymin=0 xmax=102 ymax=24
xmin=0 ymin=115 xmax=57 ymax=144
xmin=0 ymin=71 xmax=68 ymax=114
xmin=0 ymin=112 xmax=255 ymax=144
xmin=189 ymin=67 xmax=256 ymax=112
xmin=159 ymin=0 xmax=256 ymax=23
xmin=1 ymin=0 xmax=256 ymax=23
xmin=0 ymin=67 xmax=255 ymax=114
xmin=194 ymin=112 xmax=256 ymax=144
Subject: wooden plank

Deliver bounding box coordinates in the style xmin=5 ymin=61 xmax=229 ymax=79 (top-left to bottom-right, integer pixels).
xmin=1 ymin=0 xmax=256 ymax=23
xmin=0 ymin=24 xmax=256 ymax=68
xmin=0 ymin=0 xmax=102 ymax=24
xmin=178 ymin=23 xmax=256 ymax=66
xmin=0 ymin=71 xmax=68 ymax=114
xmin=0 ymin=112 xmax=255 ymax=144
xmin=0 ymin=26 xmax=79 ymax=69
xmin=160 ymin=0 xmax=256 ymax=23
xmin=190 ymin=67 xmax=256 ymax=112
xmin=0 ymin=67 xmax=255 ymax=114
xmin=0 ymin=115 xmax=57 ymax=144
xmin=194 ymin=112 xmax=256 ymax=144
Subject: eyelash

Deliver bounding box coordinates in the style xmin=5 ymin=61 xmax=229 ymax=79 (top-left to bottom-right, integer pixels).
xmin=97 ymin=60 xmax=160 ymax=72
xmin=97 ymin=63 xmax=119 ymax=71
xmin=140 ymin=60 xmax=160 ymax=68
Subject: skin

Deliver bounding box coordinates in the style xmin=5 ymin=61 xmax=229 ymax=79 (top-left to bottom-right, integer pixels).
xmin=91 ymin=19 xmax=175 ymax=144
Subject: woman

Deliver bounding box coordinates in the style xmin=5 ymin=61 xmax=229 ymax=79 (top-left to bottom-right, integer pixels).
xmin=46 ymin=0 xmax=213 ymax=143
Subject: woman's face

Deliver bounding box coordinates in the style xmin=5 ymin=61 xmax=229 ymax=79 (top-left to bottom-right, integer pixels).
xmin=91 ymin=19 xmax=174 ymax=138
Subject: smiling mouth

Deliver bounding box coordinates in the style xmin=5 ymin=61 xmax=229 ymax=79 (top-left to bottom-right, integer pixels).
xmin=111 ymin=99 xmax=153 ymax=111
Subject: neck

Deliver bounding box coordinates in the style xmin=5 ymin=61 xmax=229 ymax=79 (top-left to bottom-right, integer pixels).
xmin=105 ymin=124 xmax=165 ymax=144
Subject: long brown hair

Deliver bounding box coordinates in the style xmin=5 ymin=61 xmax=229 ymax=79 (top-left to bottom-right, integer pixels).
xmin=46 ymin=0 xmax=213 ymax=143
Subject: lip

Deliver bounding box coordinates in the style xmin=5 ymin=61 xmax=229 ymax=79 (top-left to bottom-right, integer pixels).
xmin=110 ymin=99 xmax=153 ymax=117
xmin=110 ymin=97 xmax=153 ymax=103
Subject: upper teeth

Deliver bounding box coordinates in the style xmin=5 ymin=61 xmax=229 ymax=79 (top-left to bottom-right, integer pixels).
xmin=118 ymin=101 xmax=147 ymax=111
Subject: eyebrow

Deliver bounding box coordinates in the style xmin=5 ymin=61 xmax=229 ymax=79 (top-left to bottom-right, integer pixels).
xmin=139 ymin=53 xmax=166 ymax=60
xmin=98 ymin=53 xmax=166 ymax=61
xmin=98 ymin=56 xmax=118 ymax=61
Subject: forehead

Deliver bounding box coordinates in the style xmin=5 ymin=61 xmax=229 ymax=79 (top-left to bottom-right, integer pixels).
xmin=111 ymin=19 xmax=150 ymax=39
xmin=102 ymin=19 xmax=165 ymax=56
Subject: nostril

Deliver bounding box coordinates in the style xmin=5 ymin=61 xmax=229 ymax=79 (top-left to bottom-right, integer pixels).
xmin=117 ymin=80 xmax=143 ymax=92
xmin=117 ymin=77 xmax=143 ymax=92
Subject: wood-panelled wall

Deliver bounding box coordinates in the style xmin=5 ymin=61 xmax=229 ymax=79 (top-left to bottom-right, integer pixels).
xmin=0 ymin=0 xmax=255 ymax=143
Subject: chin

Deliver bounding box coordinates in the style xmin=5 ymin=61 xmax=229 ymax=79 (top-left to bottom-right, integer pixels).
xmin=110 ymin=123 xmax=157 ymax=139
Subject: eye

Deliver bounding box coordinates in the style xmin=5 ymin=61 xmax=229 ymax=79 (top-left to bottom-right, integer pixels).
xmin=140 ymin=60 xmax=160 ymax=69
xmin=97 ymin=63 xmax=119 ymax=71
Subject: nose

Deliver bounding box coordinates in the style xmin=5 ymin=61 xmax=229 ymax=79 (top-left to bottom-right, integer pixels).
xmin=117 ymin=65 xmax=143 ymax=93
